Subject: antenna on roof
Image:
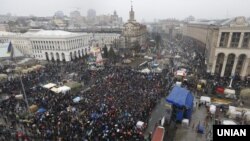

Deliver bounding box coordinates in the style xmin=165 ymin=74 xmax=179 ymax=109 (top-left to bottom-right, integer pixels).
xmin=131 ymin=0 xmax=133 ymax=10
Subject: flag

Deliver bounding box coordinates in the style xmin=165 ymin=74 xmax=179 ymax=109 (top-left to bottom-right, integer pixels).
xmin=7 ymin=42 xmax=14 ymax=58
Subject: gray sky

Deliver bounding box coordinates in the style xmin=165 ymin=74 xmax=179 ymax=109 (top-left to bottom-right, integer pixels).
xmin=0 ymin=0 xmax=249 ymax=22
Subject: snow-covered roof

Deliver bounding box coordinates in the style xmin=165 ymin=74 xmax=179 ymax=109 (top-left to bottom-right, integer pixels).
xmin=0 ymin=31 xmax=17 ymax=36
xmin=24 ymin=29 xmax=87 ymax=38
xmin=34 ymin=30 xmax=76 ymax=36
xmin=189 ymin=17 xmax=250 ymax=27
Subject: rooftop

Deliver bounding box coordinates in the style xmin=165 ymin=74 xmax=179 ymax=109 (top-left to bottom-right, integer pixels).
xmin=188 ymin=16 xmax=250 ymax=27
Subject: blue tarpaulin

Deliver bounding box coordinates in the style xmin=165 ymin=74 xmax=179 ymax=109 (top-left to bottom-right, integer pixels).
xmin=166 ymin=86 xmax=194 ymax=121
xmin=166 ymin=86 xmax=194 ymax=109
xmin=37 ymin=108 xmax=46 ymax=113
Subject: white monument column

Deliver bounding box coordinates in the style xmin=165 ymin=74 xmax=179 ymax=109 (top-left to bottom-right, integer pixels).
xmin=227 ymin=32 xmax=233 ymax=48
xmin=231 ymin=57 xmax=238 ymax=76
xmin=238 ymin=32 xmax=244 ymax=48
xmin=220 ymin=55 xmax=228 ymax=77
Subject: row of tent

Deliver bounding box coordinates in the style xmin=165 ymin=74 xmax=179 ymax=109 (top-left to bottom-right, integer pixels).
xmin=139 ymin=67 xmax=162 ymax=74
xmin=43 ymin=83 xmax=71 ymax=94
xmin=0 ymin=65 xmax=45 ymax=81
xmin=18 ymin=64 xmax=44 ymax=74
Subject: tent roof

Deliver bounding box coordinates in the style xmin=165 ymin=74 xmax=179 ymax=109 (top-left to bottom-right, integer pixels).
xmin=140 ymin=68 xmax=150 ymax=73
xmin=166 ymin=86 xmax=194 ymax=108
xmin=51 ymin=87 xmax=60 ymax=93
xmin=240 ymin=88 xmax=250 ymax=97
xmin=58 ymin=85 xmax=71 ymax=92
xmin=65 ymin=81 xmax=81 ymax=89
xmin=43 ymin=83 xmax=56 ymax=89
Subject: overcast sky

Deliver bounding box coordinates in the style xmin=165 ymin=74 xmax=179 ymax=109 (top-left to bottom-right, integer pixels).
xmin=0 ymin=0 xmax=249 ymax=22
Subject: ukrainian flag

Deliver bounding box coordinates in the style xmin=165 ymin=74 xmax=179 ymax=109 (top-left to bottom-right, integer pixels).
xmin=7 ymin=42 xmax=14 ymax=58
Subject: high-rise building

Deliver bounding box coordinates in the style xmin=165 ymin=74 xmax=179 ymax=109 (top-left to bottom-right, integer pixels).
xmin=54 ymin=11 xmax=64 ymax=19
xmin=87 ymin=9 xmax=96 ymax=24
xmin=69 ymin=10 xmax=85 ymax=28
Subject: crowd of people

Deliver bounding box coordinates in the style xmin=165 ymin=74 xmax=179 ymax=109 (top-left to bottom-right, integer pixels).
xmin=0 ymin=61 xmax=165 ymax=140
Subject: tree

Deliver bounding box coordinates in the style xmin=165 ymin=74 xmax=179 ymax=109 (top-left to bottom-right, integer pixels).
xmin=102 ymin=45 xmax=108 ymax=58
xmin=108 ymin=46 xmax=116 ymax=61
xmin=155 ymin=33 xmax=161 ymax=49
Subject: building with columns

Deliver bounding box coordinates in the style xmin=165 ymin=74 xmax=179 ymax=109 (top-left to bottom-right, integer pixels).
xmin=182 ymin=17 xmax=250 ymax=79
xmin=0 ymin=29 xmax=121 ymax=62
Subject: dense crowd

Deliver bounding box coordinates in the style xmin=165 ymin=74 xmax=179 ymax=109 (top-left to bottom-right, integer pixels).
xmin=0 ymin=62 xmax=165 ymax=140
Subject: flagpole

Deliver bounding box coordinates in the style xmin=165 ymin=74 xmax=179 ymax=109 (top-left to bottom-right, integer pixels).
xmin=12 ymin=46 xmax=30 ymax=114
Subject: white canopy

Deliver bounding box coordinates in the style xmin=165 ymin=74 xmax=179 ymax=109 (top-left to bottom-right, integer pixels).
xmin=43 ymin=83 xmax=56 ymax=89
xmin=0 ymin=74 xmax=7 ymax=80
xmin=209 ymin=105 xmax=216 ymax=114
xmin=176 ymin=81 xmax=182 ymax=86
xmin=73 ymin=97 xmax=81 ymax=103
xmin=176 ymin=70 xmax=186 ymax=76
xmin=175 ymin=55 xmax=181 ymax=58
xmin=154 ymin=67 xmax=162 ymax=73
xmin=140 ymin=68 xmax=150 ymax=74
xmin=58 ymin=85 xmax=71 ymax=94
xmin=50 ymin=85 xmax=70 ymax=94
xmin=15 ymin=94 xmax=23 ymax=100
xmin=224 ymin=88 xmax=236 ymax=99
xmin=222 ymin=120 xmax=237 ymax=125
xmin=200 ymin=96 xmax=211 ymax=105
xmin=136 ymin=121 xmax=144 ymax=129
xmin=50 ymin=87 xmax=60 ymax=93
xmin=224 ymin=88 xmax=235 ymax=95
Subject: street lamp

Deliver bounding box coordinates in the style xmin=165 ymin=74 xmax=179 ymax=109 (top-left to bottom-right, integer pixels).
xmin=228 ymin=75 xmax=234 ymax=88
xmin=18 ymin=73 xmax=30 ymax=114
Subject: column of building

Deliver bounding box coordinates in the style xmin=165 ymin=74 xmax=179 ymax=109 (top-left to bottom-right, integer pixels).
xmin=211 ymin=56 xmax=217 ymax=75
xmin=227 ymin=32 xmax=233 ymax=48
xmin=241 ymin=58 xmax=249 ymax=79
xmin=238 ymin=32 xmax=244 ymax=48
xmin=231 ymin=56 xmax=238 ymax=76
xmin=220 ymin=55 xmax=228 ymax=77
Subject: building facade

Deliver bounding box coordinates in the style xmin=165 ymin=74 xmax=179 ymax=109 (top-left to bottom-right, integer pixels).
xmin=122 ymin=5 xmax=147 ymax=48
xmin=182 ymin=17 xmax=250 ymax=79
xmin=0 ymin=29 xmax=120 ymax=62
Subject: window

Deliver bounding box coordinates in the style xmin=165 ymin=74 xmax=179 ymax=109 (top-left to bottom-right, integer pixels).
xmin=242 ymin=32 xmax=250 ymax=48
xmin=230 ymin=32 xmax=241 ymax=48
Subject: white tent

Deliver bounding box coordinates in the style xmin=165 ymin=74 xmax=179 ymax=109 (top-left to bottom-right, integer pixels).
xmin=43 ymin=83 xmax=56 ymax=89
xmin=58 ymin=86 xmax=71 ymax=94
xmin=15 ymin=94 xmax=23 ymax=100
xmin=140 ymin=68 xmax=150 ymax=74
xmin=224 ymin=88 xmax=236 ymax=99
xmin=136 ymin=121 xmax=144 ymax=129
xmin=209 ymin=105 xmax=216 ymax=114
xmin=154 ymin=67 xmax=162 ymax=73
xmin=200 ymin=96 xmax=211 ymax=106
xmin=176 ymin=81 xmax=182 ymax=86
xmin=176 ymin=70 xmax=186 ymax=76
xmin=222 ymin=120 xmax=237 ymax=125
xmin=73 ymin=97 xmax=81 ymax=103
xmin=50 ymin=87 xmax=60 ymax=93
xmin=0 ymin=73 xmax=7 ymax=81
xmin=175 ymin=55 xmax=181 ymax=58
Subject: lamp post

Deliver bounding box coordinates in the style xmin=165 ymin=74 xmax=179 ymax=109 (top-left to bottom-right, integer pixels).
xmin=18 ymin=73 xmax=30 ymax=114
xmin=229 ymin=75 xmax=234 ymax=88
